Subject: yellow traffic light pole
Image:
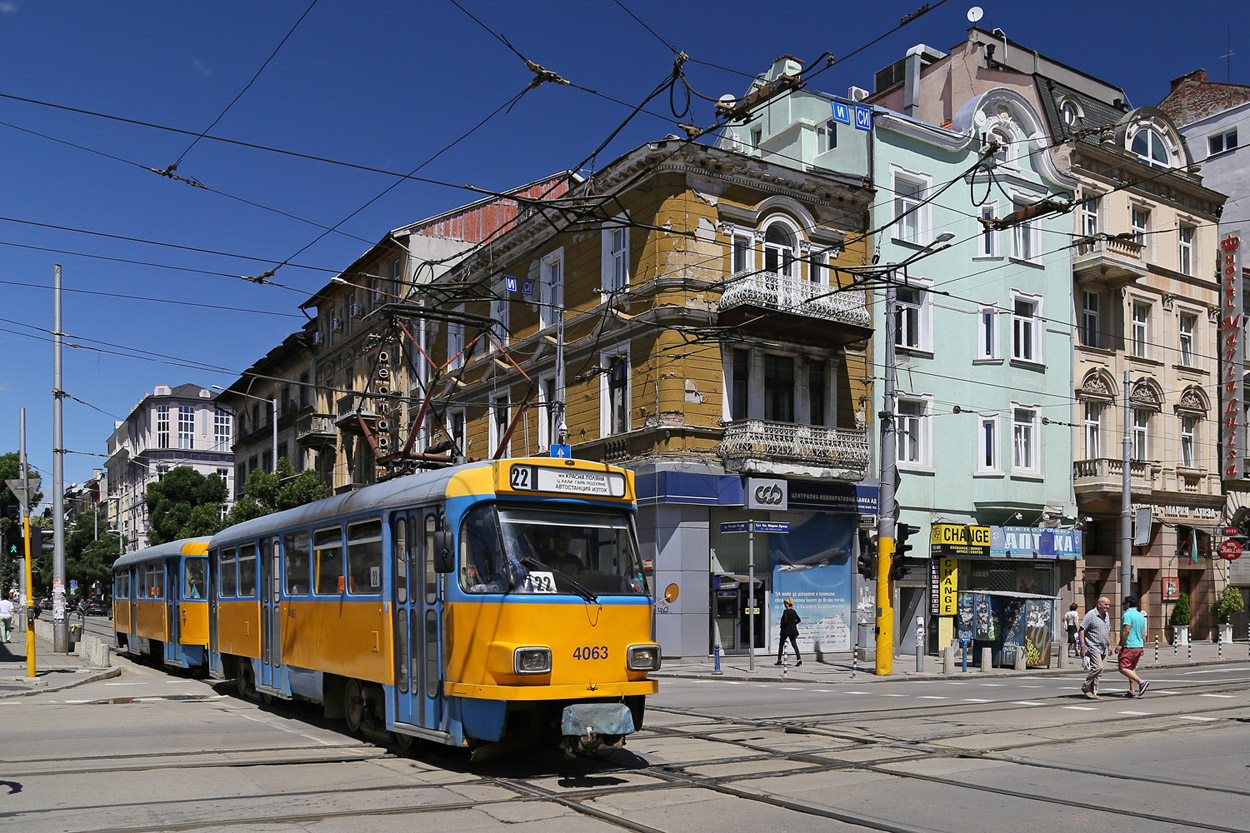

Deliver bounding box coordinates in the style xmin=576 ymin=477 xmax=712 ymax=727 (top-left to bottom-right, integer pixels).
xmin=875 ymin=535 xmax=894 ymax=676
xmin=23 ymin=513 xmax=35 ymax=677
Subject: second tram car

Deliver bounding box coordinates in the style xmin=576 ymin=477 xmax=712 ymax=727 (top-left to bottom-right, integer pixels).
xmin=209 ymin=457 xmax=659 ymax=753
xmin=112 ymin=537 xmax=211 ymax=669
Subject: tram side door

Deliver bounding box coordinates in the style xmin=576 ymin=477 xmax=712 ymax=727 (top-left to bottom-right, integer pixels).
xmin=259 ymin=537 xmax=281 ymax=690
xmin=391 ymin=508 xmax=444 ymax=732
xmin=164 ymin=557 xmax=179 ymax=663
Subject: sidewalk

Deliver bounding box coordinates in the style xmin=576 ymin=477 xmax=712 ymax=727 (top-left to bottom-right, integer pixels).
xmin=653 ymin=639 xmax=1250 ymax=684
xmin=0 ymin=622 xmax=119 ymax=698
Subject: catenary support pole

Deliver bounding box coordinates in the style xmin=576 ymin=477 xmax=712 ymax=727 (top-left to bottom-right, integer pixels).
xmin=52 ymin=264 xmax=68 ymax=652
xmin=1120 ymin=371 xmax=1133 ymax=613
xmin=876 ymin=276 xmax=898 ymax=676
xmin=747 ymin=525 xmax=755 ymax=673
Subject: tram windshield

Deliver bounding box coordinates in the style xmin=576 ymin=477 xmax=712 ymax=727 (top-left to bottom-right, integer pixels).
xmin=459 ymin=504 xmax=648 ymax=598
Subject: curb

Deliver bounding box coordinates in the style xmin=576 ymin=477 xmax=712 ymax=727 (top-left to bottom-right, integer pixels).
xmin=0 ymin=666 xmax=122 ymax=700
xmin=652 ymin=655 xmax=1249 ymax=684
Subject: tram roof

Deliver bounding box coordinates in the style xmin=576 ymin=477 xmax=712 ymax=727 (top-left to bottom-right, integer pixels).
xmin=114 ymin=537 xmax=212 ymax=570
xmin=210 ymin=461 xmax=488 ymax=546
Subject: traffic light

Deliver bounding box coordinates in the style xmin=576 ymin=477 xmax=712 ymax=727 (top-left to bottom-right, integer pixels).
xmin=857 ymin=529 xmax=877 ymax=579
xmin=27 ymin=526 xmax=42 ymax=556
xmin=896 ymin=524 xmax=920 ymax=559
xmin=4 ymin=526 xmax=22 ymax=559
xmin=889 ymin=556 xmax=909 ymax=582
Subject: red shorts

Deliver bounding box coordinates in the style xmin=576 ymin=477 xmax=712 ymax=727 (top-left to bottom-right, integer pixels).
xmin=1118 ymin=647 xmax=1143 ymax=670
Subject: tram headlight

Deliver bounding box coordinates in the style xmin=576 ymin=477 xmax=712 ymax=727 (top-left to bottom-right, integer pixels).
xmin=627 ymin=644 xmax=661 ymax=671
xmin=514 ymin=646 xmax=552 ymax=674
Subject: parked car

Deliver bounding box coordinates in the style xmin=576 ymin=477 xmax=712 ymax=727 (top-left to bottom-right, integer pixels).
xmin=84 ymin=599 xmax=107 ymax=616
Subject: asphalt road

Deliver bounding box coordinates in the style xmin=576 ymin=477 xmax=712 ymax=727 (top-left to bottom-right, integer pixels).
xmin=3 ymin=650 xmax=1248 ymax=833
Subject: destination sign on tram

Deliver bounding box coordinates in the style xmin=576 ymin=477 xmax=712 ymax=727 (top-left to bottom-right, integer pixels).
xmin=508 ymin=464 xmax=627 ymax=498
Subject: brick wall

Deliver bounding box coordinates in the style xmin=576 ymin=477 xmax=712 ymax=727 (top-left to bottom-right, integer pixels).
xmin=1159 ymin=69 xmax=1250 ymax=126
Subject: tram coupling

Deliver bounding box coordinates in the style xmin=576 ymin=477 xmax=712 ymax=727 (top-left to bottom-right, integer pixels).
xmin=559 ymin=702 xmax=634 ymax=757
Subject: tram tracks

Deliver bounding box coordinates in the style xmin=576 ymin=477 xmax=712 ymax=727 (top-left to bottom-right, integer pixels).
xmin=9 ymin=680 xmax=1250 ymax=833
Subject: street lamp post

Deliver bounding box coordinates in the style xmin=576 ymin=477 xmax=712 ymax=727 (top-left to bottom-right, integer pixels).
xmin=212 ymin=386 xmax=278 ymax=473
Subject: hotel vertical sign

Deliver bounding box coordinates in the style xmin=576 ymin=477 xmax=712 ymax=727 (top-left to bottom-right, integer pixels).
xmin=1221 ymin=233 xmax=1244 ymax=480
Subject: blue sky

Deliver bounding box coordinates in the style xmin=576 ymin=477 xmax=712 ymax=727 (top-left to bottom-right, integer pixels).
xmin=1 ymin=0 xmax=1246 ymax=490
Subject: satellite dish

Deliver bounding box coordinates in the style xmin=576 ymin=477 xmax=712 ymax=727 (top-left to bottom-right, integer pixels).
xmin=967 ymin=6 xmax=983 ymax=22
xmin=718 ymin=93 xmax=737 ymax=107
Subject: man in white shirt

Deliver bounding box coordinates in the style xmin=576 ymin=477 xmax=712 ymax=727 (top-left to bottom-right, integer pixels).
xmin=0 ymin=595 xmax=15 ymax=643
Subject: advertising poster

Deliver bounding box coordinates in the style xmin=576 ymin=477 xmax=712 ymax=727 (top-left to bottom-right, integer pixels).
xmin=769 ymin=514 xmax=853 ymax=653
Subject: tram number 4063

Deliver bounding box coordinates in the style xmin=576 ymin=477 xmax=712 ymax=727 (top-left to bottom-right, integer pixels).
xmin=573 ymin=646 xmax=608 ymax=660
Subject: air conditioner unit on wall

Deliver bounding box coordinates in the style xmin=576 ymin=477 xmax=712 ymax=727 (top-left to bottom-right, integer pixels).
xmin=331 ymin=318 xmax=344 ymax=332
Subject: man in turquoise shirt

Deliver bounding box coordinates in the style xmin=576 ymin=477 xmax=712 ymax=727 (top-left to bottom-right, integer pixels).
xmin=1117 ymin=596 xmax=1149 ymax=697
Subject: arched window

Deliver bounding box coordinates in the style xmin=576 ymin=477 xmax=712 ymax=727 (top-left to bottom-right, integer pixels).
xmin=988 ymin=128 xmax=1012 ymax=166
xmin=763 ymin=222 xmax=797 ymax=278
xmin=1132 ymin=128 xmax=1170 ymax=170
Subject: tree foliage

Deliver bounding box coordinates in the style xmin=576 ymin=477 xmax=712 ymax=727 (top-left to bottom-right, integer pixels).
xmin=1213 ymin=585 xmax=1245 ymax=625
xmin=64 ymin=508 xmax=121 ymax=599
xmin=1 ymin=451 xmax=44 ymax=596
xmin=223 ymin=458 xmax=331 ymax=527
xmin=145 ymin=468 xmax=228 ymax=545
xmin=1170 ymin=592 xmax=1191 ymax=627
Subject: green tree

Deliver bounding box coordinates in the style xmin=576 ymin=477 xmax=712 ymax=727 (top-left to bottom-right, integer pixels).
xmin=145 ymin=468 xmax=228 ymax=545
xmin=1170 ymin=592 xmax=1191 ymax=627
xmin=1212 ymin=585 xmax=1245 ymax=625
xmin=223 ymin=458 xmax=331 ymax=527
xmin=1 ymin=451 xmax=43 ymax=594
xmin=64 ymin=508 xmax=121 ymax=599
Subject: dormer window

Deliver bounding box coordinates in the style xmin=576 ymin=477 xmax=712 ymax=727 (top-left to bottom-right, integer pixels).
xmin=1059 ymin=99 xmax=1083 ymax=128
xmin=1132 ymin=127 xmax=1170 ymax=170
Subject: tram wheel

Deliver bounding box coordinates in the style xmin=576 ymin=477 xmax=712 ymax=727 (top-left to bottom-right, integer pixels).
xmin=344 ymin=678 xmax=365 ymax=734
xmin=235 ymin=661 xmax=258 ymax=702
xmin=392 ymin=731 xmax=416 ymax=753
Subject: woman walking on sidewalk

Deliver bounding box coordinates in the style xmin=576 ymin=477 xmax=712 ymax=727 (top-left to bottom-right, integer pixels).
xmin=775 ymin=598 xmax=802 ymax=667
xmin=1064 ymin=603 xmax=1080 ymax=657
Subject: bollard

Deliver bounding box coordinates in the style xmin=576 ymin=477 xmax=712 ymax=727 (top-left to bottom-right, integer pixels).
xmin=1154 ymin=633 xmax=1159 ymax=666
xmin=851 ymin=648 xmax=857 ymax=679
xmin=981 ymin=646 xmax=992 ymax=673
xmin=712 ymin=643 xmax=723 ymax=676
xmin=942 ymin=647 xmax=954 ymax=674
xmin=781 ymin=656 xmax=788 ymax=678
xmin=1013 ymin=646 xmax=1026 ymax=672
xmin=1218 ymin=630 xmax=1223 ymax=660
xmin=915 ymin=618 xmax=925 ymax=673
xmin=1187 ymin=640 xmax=1192 ymax=663
xmin=1057 ymin=644 xmax=1067 ymax=669
xmin=961 ymin=637 xmax=970 ymax=672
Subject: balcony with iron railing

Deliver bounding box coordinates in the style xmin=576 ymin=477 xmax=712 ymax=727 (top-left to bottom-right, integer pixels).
xmin=334 ymin=394 xmax=379 ymax=433
xmin=1072 ymin=235 xmax=1146 ymax=286
xmin=718 ymin=419 xmax=870 ymax=479
xmin=296 ymin=414 xmax=337 ymax=447
xmin=718 ymin=270 xmax=872 ymax=344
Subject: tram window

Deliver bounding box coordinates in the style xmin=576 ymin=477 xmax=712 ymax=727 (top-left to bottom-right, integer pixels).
xmin=284 ymin=531 xmax=310 ymax=595
xmin=496 ymin=507 xmax=648 ymax=596
xmin=144 ymin=564 xmax=162 ymax=599
xmin=238 ymin=544 xmax=258 ymax=597
xmin=347 ymin=519 xmax=383 ymax=594
xmin=184 ymin=558 xmax=206 ymax=600
xmin=220 ymin=547 xmax=237 ymax=597
xmin=394 ymin=517 xmax=408 ymax=604
xmin=460 ymin=505 xmax=507 ymax=593
xmin=114 ymin=572 xmax=128 ymax=600
xmin=313 ymin=527 xmax=343 ymax=595
xmin=425 ymin=513 xmax=438 ymax=604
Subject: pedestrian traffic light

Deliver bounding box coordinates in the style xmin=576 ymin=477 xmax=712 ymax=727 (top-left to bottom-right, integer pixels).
xmin=4 ymin=526 xmax=22 ymax=559
xmin=896 ymin=524 xmax=920 ymax=559
xmin=857 ymin=529 xmax=877 ymax=579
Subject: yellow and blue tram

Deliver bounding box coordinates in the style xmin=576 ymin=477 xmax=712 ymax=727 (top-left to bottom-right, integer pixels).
xmin=209 ymin=457 xmax=659 ymax=753
xmin=112 ymin=537 xmax=211 ymax=669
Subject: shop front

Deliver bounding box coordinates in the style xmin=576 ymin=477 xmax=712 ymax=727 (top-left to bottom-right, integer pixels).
xmin=634 ymin=462 xmax=877 ymax=658
xmin=929 ymin=523 xmax=1081 ymax=654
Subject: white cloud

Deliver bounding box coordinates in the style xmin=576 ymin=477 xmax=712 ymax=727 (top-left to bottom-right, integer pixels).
xmin=0 ymin=2 xmax=19 ymax=13
xmin=192 ymin=59 xmax=212 ymax=78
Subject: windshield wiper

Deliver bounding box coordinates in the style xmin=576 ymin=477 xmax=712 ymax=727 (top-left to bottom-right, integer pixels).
xmin=521 ymin=556 xmax=598 ymax=604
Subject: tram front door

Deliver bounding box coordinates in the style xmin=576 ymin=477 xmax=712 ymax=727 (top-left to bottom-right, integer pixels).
xmin=258 ymin=538 xmax=281 ymax=690
xmin=391 ymin=508 xmax=444 ymax=736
